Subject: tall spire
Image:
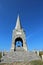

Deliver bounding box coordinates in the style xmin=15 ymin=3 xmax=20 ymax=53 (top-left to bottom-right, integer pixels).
xmin=15 ymin=15 xmax=22 ymax=30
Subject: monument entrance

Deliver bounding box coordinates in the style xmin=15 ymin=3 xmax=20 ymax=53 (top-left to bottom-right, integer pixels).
xmin=14 ymin=37 xmax=23 ymax=51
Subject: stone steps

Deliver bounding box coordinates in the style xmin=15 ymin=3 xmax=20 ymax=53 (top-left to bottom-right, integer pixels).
xmin=1 ymin=50 xmax=41 ymax=63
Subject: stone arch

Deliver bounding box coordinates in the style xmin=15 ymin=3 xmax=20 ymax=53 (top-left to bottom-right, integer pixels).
xmin=14 ymin=37 xmax=23 ymax=51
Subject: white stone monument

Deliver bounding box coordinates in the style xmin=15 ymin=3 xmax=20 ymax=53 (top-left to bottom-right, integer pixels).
xmin=11 ymin=15 xmax=27 ymax=51
xmin=1 ymin=15 xmax=41 ymax=63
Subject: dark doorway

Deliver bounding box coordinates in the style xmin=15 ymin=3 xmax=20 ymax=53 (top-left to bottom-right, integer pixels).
xmin=14 ymin=37 xmax=23 ymax=51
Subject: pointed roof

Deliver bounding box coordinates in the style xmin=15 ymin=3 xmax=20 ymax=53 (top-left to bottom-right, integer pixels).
xmin=15 ymin=15 xmax=22 ymax=30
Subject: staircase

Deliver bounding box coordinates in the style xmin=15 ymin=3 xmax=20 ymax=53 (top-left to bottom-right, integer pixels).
xmin=1 ymin=48 xmax=41 ymax=63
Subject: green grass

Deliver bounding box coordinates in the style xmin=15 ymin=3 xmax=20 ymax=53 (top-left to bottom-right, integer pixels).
xmin=30 ymin=60 xmax=43 ymax=65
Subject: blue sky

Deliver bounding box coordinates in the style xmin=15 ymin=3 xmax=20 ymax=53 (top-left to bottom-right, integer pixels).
xmin=0 ymin=0 xmax=43 ymax=51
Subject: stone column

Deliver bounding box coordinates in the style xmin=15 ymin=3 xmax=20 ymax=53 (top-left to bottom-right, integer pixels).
xmin=42 ymin=55 xmax=43 ymax=61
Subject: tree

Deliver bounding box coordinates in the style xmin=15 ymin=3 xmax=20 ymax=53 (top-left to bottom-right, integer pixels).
xmin=0 ymin=52 xmax=2 ymax=62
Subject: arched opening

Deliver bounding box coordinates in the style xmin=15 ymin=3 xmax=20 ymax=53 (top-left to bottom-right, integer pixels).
xmin=14 ymin=37 xmax=23 ymax=51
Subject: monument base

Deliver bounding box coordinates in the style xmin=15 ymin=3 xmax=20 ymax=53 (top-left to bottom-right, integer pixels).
xmin=1 ymin=48 xmax=41 ymax=63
